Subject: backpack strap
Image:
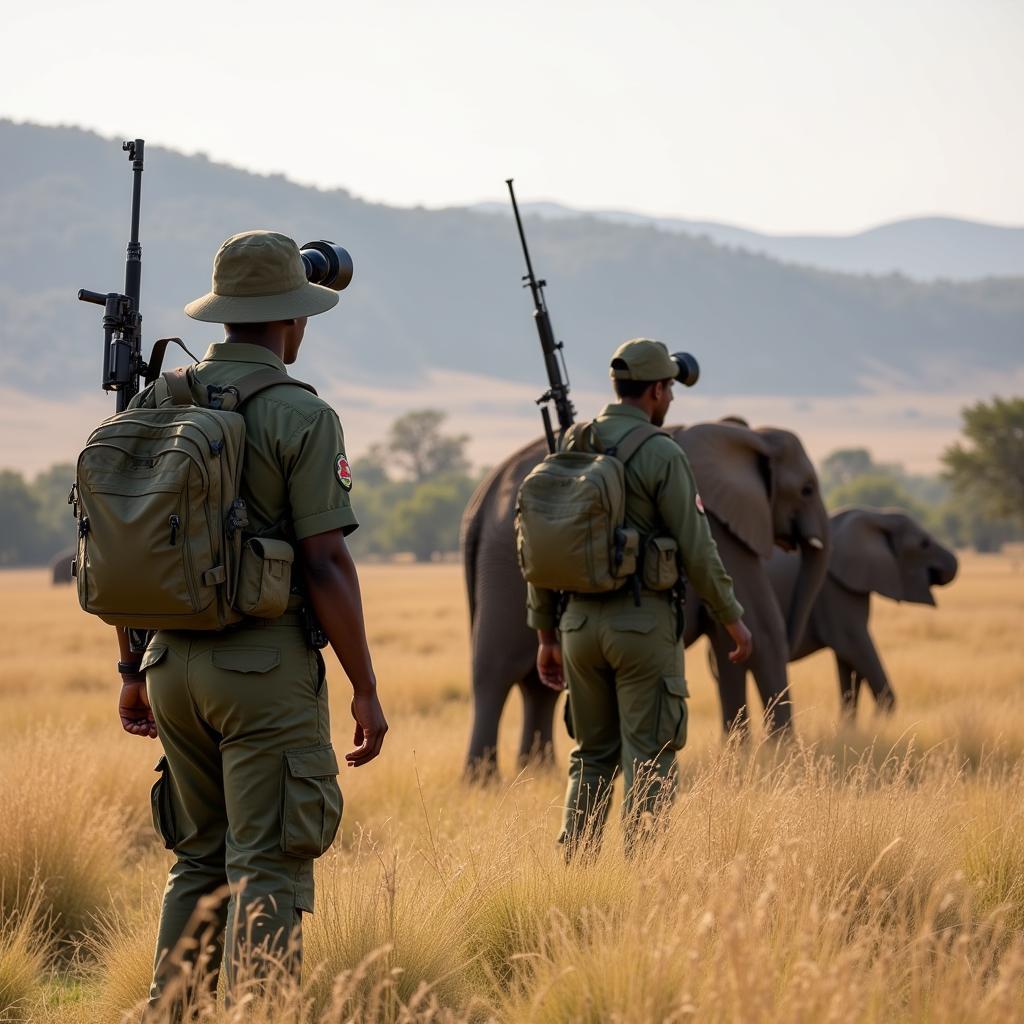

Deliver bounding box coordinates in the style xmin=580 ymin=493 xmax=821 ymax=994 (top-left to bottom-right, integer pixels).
xmin=158 ymin=366 xmax=317 ymax=410
xmin=610 ymin=422 xmax=668 ymax=464
xmin=559 ymin=420 xmax=599 ymax=453
xmin=230 ymin=367 xmax=318 ymax=407
xmin=160 ymin=366 xmax=195 ymax=406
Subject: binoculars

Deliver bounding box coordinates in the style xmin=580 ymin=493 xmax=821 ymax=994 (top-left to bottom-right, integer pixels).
xmin=672 ymin=352 xmax=700 ymax=387
xmin=300 ymin=240 xmax=353 ymax=292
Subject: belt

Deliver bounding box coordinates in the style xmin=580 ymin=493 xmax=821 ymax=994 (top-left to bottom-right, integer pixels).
xmin=566 ymin=585 xmax=673 ymax=603
xmin=236 ymin=610 xmax=306 ymax=629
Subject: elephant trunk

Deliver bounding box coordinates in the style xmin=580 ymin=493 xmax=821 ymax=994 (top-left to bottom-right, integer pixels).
xmin=933 ymin=546 xmax=959 ymax=587
xmin=785 ymin=512 xmax=830 ymax=652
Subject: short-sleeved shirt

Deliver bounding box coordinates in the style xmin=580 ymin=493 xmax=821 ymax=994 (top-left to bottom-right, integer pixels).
xmin=527 ymin=402 xmax=743 ymax=630
xmin=130 ymin=342 xmax=358 ymax=541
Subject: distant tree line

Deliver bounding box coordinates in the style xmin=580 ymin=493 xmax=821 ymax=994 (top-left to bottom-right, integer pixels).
xmin=0 ymin=410 xmax=483 ymax=568
xmin=0 ymin=464 xmax=77 ymax=566
xmin=3 ymin=399 xmax=1021 ymax=568
xmin=818 ymin=396 xmax=1024 ymax=551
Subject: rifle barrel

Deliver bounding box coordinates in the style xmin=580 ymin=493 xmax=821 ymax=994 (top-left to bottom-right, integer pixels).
xmin=505 ymin=178 xmax=576 ymax=449
xmin=123 ymin=139 xmax=144 ymax=310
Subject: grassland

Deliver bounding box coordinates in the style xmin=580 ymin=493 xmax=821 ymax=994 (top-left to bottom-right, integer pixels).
xmin=0 ymin=555 xmax=1022 ymax=1022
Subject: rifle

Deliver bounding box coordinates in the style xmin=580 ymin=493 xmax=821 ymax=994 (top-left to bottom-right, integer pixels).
xmin=76 ymin=138 xmax=189 ymax=653
xmin=506 ymin=179 xmax=575 ymax=452
xmin=78 ymin=138 xmax=189 ymax=413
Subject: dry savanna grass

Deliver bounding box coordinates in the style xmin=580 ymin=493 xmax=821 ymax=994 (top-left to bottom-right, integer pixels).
xmin=0 ymin=554 xmax=1022 ymax=1022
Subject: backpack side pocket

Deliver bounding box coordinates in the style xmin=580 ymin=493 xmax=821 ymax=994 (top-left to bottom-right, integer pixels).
xmin=235 ymin=538 xmax=294 ymax=618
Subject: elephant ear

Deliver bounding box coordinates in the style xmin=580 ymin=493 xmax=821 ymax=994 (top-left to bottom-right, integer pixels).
xmin=672 ymin=422 xmax=775 ymax=558
xmin=829 ymin=508 xmax=902 ymax=600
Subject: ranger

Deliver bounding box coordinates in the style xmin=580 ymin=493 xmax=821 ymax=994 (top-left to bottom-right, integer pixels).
xmin=526 ymin=338 xmax=752 ymax=855
xmin=113 ymin=231 xmax=388 ymax=1009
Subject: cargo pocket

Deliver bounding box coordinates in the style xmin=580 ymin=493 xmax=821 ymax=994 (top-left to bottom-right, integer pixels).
xmin=655 ymin=676 xmax=689 ymax=751
xmin=211 ymin=648 xmax=281 ymax=674
xmin=559 ymin=610 xmax=588 ymax=634
xmin=150 ymin=755 xmax=177 ymax=850
xmin=563 ymin=694 xmax=576 ymax=740
xmin=140 ymin=643 xmax=168 ymax=673
xmin=281 ymin=744 xmax=343 ymax=859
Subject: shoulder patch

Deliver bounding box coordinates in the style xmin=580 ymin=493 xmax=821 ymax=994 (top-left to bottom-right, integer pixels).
xmin=335 ymin=454 xmax=353 ymax=491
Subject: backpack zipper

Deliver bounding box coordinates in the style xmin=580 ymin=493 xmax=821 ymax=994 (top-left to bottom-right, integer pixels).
xmin=168 ymin=514 xmax=180 ymax=545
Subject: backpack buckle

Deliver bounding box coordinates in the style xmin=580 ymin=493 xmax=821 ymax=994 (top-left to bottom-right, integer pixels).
xmin=226 ymin=498 xmax=249 ymax=535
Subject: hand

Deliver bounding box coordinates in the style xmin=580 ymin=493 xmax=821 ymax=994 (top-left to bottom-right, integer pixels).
xmin=118 ymin=677 xmax=157 ymax=738
xmin=537 ymin=641 xmax=564 ymax=691
xmin=347 ymin=690 xmax=388 ymax=767
xmin=725 ymin=619 xmax=753 ymax=664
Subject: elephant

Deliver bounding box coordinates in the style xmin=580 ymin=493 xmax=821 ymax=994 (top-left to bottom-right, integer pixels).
xmin=671 ymin=422 xmax=831 ymax=735
xmin=460 ymin=420 xmax=830 ymax=777
xmin=764 ymin=507 xmax=958 ymax=716
xmin=51 ymin=550 xmax=75 ymax=585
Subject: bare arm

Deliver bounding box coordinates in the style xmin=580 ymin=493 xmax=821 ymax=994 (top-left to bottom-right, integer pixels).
xmin=300 ymin=529 xmax=388 ymax=766
xmin=535 ymin=627 xmax=565 ymax=691
xmin=114 ymin=626 xmax=158 ymax=739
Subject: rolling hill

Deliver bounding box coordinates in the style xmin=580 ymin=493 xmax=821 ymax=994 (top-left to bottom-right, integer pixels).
xmin=0 ymin=120 xmax=1021 ymax=417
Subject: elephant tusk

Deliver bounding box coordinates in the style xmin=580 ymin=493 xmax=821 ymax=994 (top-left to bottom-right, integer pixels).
xmin=806 ymin=536 xmax=824 ymax=550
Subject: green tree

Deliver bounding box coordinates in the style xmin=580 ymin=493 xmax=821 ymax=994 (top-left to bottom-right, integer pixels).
xmin=819 ymin=448 xmax=876 ymax=493
xmin=384 ymin=476 xmax=477 ymax=562
xmin=32 ymin=462 xmax=77 ymax=554
xmin=0 ymin=471 xmax=45 ymax=565
xmin=350 ymin=451 xmax=390 ymax=488
xmin=383 ymin=410 xmax=470 ymax=483
xmin=827 ymin=473 xmax=927 ymax=520
xmin=942 ymin=397 xmax=1024 ymax=527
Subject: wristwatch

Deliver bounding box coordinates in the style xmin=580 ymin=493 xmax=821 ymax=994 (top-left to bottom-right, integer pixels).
xmin=118 ymin=660 xmax=145 ymax=676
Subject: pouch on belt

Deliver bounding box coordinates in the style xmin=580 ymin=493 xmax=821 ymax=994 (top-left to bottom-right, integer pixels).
xmin=235 ymin=538 xmax=295 ymax=618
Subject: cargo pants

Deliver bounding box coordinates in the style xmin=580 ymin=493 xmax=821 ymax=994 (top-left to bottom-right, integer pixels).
xmin=558 ymin=589 xmax=688 ymax=854
xmin=141 ymin=613 xmax=342 ymax=1007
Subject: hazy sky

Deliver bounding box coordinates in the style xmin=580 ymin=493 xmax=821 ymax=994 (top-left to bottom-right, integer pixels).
xmin=4 ymin=0 xmax=1022 ymax=233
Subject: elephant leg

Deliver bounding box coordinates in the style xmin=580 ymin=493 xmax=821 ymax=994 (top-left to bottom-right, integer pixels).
xmin=708 ymin=630 xmax=750 ymax=737
xmin=837 ymin=632 xmax=896 ymax=716
xmin=836 ymin=655 xmax=858 ymax=721
xmin=465 ymin=673 xmax=514 ymax=781
xmin=746 ymin=624 xmax=793 ymax=737
xmin=857 ymin=639 xmax=896 ymax=714
xmin=728 ymin=562 xmax=793 ymax=737
xmin=466 ymin=617 xmax=529 ymax=779
xmin=517 ymin=668 xmax=560 ymax=768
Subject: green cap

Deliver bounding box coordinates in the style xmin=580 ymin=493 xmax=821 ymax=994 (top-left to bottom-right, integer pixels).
xmin=609 ymin=338 xmax=683 ymax=382
xmin=184 ymin=230 xmax=340 ymax=323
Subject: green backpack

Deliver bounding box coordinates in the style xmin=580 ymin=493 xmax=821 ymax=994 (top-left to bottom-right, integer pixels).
xmin=514 ymin=420 xmax=666 ymax=594
xmin=71 ymin=365 xmax=313 ymax=631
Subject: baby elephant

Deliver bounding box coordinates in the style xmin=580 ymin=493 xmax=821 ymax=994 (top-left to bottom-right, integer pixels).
xmin=766 ymin=508 xmax=958 ymax=716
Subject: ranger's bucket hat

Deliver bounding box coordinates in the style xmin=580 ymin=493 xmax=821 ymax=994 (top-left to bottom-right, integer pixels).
xmin=185 ymin=230 xmax=340 ymax=323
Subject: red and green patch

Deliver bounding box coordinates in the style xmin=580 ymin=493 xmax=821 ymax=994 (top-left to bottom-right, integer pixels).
xmin=335 ymin=454 xmax=353 ymax=491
